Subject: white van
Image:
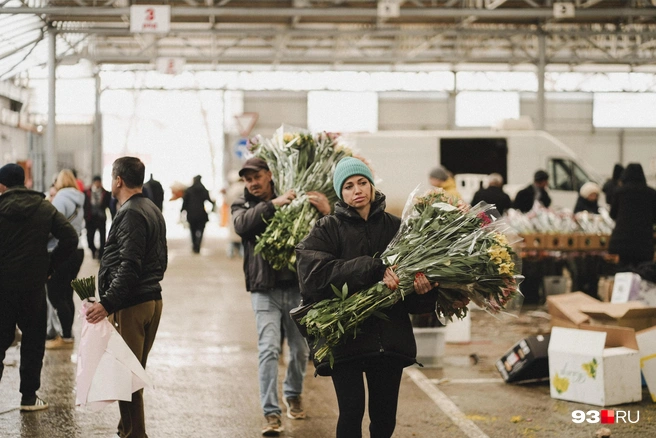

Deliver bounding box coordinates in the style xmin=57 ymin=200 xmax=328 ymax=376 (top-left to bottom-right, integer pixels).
xmin=343 ymin=130 xmax=602 ymax=215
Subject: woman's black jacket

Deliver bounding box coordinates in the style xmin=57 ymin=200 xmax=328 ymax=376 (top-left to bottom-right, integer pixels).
xmin=609 ymin=182 xmax=656 ymax=263
xmin=295 ymin=191 xmax=438 ymax=376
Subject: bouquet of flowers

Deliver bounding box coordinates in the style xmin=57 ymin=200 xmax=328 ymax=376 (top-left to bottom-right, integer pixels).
xmin=301 ymin=187 xmax=524 ymax=366
xmin=249 ymin=125 xmax=353 ymax=271
xmin=71 ymin=275 xmax=153 ymax=410
xmin=71 ymin=276 xmax=97 ymax=301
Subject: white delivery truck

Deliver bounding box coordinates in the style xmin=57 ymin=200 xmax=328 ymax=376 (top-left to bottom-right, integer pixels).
xmin=343 ymin=129 xmax=602 ymax=215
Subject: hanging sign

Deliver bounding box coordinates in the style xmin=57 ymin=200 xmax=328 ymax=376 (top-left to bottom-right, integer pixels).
xmin=130 ymin=5 xmax=171 ymax=33
xmin=377 ymin=0 xmax=400 ymax=18
xmin=553 ymin=3 xmax=575 ymax=19
xmin=156 ymin=57 xmax=185 ymax=75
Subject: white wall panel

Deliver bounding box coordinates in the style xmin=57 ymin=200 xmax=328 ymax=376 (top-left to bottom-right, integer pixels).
xmin=55 ymin=124 xmax=93 ymax=184
xmin=379 ymin=92 xmax=449 ymax=131
xmin=244 ymin=91 xmax=307 ymax=137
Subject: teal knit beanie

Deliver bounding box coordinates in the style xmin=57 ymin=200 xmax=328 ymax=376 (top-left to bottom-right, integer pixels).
xmin=333 ymin=157 xmax=375 ymax=201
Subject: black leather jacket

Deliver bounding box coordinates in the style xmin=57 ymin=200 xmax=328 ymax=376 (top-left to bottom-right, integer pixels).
xmin=296 ymin=192 xmax=438 ymax=375
xmin=99 ymin=194 xmax=168 ymax=314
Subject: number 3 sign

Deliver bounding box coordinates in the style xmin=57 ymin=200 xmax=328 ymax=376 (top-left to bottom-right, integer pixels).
xmin=130 ymin=5 xmax=171 ymax=33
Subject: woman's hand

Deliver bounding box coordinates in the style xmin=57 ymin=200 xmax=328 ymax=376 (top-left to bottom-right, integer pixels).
xmin=414 ymin=272 xmax=438 ymax=295
xmin=456 ymin=199 xmax=470 ymax=213
xmin=383 ymin=265 xmax=400 ymax=290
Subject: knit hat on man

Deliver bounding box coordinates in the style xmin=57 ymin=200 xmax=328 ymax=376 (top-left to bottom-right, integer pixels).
xmin=0 ymin=163 xmax=25 ymax=188
xmin=333 ymin=157 xmax=374 ymax=201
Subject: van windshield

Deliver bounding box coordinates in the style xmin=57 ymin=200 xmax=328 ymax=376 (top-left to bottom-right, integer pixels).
xmin=549 ymin=158 xmax=590 ymax=192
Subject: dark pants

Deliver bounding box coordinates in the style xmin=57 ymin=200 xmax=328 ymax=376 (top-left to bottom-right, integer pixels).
xmin=47 ymin=248 xmax=84 ymax=338
xmin=86 ymin=216 xmax=107 ymax=258
xmin=0 ymin=287 xmax=47 ymax=399
xmin=189 ymin=221 xmax=206 ymax=253
xmin=109 ymin=300 xmax=163 ymax=438
xmin=331 ymin=357 xmax=404 ymax=438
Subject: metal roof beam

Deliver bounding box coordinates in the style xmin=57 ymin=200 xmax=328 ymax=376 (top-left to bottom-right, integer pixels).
xmin=2 ymin=7 xmax=656 ymax=19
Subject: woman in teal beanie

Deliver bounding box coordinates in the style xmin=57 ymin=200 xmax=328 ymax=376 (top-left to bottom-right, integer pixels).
xmin=296 ymin=157 xmax=439 ymax=438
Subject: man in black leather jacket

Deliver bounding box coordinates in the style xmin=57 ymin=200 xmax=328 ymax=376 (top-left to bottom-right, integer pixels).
xmin=86 ymin=157 xmax=167 ymax=438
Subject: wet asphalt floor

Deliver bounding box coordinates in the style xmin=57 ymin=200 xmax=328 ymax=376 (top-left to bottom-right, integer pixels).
xmin=2 ymin=223 xmax=656 ymax=438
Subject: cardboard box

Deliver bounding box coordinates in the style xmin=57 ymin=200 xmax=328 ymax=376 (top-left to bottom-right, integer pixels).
xmin=496 ymin=334 xmax=550 ymax=383
xmin=548 ymin=326 xmax=641 ymax=406
xmin=547 ymin=291 xmax=600 ymax=328
xmin=597 ymin=276 xmax=615 ymax=302
xmin=611 ymin=272 xmax=642 ymax=303
xmin=578 ymin=234 xmax=611 ymax=251
xmin=636 ymin=325 xmax=656 ymax=402
xmin=521 ymin=233 xmax=545 ymax=250
xmin=413 ymin=327 xmax=446 ymax=368
xmin=544 ymin=233 xmax=578 ymax=251
xmin=581 ymin=302 xmax=656 ymax=331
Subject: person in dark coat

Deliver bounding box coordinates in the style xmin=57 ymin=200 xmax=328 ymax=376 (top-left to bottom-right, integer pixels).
xmin=84 ymin=175 xmax=111 ymax=259
xmin=85 ymin=157 xmax=168 ymax=438
xmin=471 ymin=173 xmax=511 ymax=215
xmin=181 ymin=175 xmax=214 ymax=253
xmin=142 ymin=173 xmax=164 ymax=211
xmin=231 ymin=157 xmax=331 ymax=435
xmin=609 ymin=163 xmax=656 ymax=267
xmin=0 ymin=163 xmax=78 ymax=412
xmin=574 ymin=182 xmax=601 ymax=214
xmin=296 ymin=157 xmax=439 ymax=438
xmin=602 ymin=163 xmax=624 ymax=206
xmin=512 ymin=169 xmax=551 ymax=213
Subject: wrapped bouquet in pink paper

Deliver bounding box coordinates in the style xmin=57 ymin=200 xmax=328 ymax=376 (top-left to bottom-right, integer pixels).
xmin=72 ymin=277 xmax=152 ymax=411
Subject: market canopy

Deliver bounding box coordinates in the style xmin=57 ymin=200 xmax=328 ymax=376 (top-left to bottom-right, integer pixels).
xmin=2 ymin=0 xmax=656 ymax=79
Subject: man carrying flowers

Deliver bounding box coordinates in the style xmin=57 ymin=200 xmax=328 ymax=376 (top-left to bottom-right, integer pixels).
xmin=295 ymin=157 xmax=440 ymax=438
xmin=231 ymin=156 xmax=331 ymax=436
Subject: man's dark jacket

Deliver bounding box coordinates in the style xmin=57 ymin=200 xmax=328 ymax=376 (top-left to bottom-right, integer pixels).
xmin=0 ymin=187 xmax=78 ymax=292
xmin=471 ymin=186 xmax=512 ymax=215
xmin=99 ymin=194 xmax=168 ymax=314
xmin=181 ymin=180 xmax=213 ymax=224
xmin=83 ymin=186 xmax=111 ymax=223
xmin=231 ymin=186 xmax=290 ymax=292
xmin=513 ymin=184 xmax=552 ymax=213
xmin=295 ymin=192 xmax=438 ymax=376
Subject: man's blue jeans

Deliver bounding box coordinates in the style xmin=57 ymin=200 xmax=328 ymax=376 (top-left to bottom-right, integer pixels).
xmin=251 ymin=287 xmax=309 ymax=416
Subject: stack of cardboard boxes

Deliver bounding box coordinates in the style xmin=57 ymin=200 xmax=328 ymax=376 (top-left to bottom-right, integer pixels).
xmin=545 ymin=287 xmax=656 ymax=406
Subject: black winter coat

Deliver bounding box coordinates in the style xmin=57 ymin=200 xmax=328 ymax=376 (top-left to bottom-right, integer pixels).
xmin=99 ymin=194 xmax=168 ymax=314
xmin=471 ymin=186 xmax=511 ymax=215
xmin=0 ymin=188 xmax=78 ymax=292
xmin=609 ymin=182 xmax=656 ymax=263
xmin=296 ymin=192 xmax=438 ymax=376
xmin=232 ymin=185 xmax=295 ymax=292
xmin=513 ymin=184 xmax=551 ymax=213
xmin=181 ymin=181 xmax=213 ymax=224
xmin=573 ymin=196 xmax=599 ymax=214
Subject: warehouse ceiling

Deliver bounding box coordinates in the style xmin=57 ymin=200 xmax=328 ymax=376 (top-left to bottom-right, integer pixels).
xmin=2 ymin=0 xmax=656 ymax=79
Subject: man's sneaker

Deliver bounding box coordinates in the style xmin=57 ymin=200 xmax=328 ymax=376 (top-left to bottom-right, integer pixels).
xmin=20 ymin=396 xmax=48 ymax=412
xmin=283 ymin=396 xmax=306 ymax=419
xmin=46 ymin=336 xmax=74 ymax=350
xmin=262 ymin=413 xmax=284 ymax=436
